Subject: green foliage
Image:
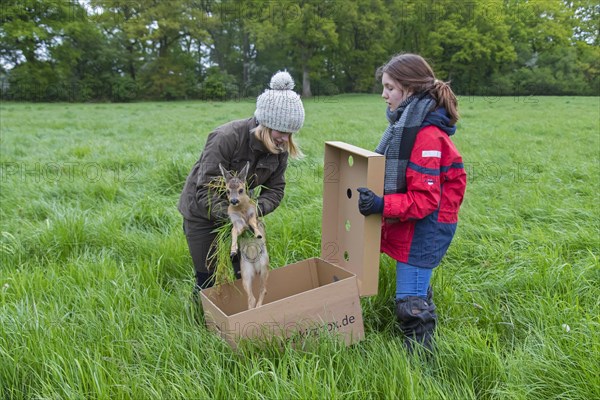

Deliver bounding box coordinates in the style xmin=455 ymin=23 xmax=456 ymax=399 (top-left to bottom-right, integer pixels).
xmin=139 ymin=55 xmax=194 ymax=100
xmin=110 ymin=75 xmax=139 ymax=102
xmin=1 ymin=0 xmax=598 ymax=101
xmin=1 ymin=97 xmax=599 ymax=398
xmin=198 ymin=67 xmax=240 ymax=100
xmin=2 ymin=62 xmax=62 ymax=101
xmin=329 ymin=0 xmax=392 ymax=93
xmin=425 ymin=0 xmax=516 ymax=93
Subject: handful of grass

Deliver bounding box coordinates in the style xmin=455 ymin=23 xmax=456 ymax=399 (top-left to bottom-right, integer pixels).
xmin=208 ymin=221 xmax=236 ymax=287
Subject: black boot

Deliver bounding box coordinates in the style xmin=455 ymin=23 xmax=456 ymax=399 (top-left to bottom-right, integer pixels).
xmin=427 ymin=285 xmax=434 ymax=303
xmin=395 ymin=292 xmax=437 ymax=352
xmin=188 ymin=282 xmax=205 ymax=325
xmin=195 ymin=271 xmax=214 ymax=289
xmin=231 ymin=253 xmax=242 ymax=280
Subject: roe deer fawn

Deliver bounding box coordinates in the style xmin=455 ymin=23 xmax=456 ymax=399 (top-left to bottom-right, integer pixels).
xmin=219 ymin=162 xmax=269 ymax=309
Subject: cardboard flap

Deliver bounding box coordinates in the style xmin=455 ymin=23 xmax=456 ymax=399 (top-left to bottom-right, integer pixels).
xmin=321 ymin=141 xmax=385 ymax=297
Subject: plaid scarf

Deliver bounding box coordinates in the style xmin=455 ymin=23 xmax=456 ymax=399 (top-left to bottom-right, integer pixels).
xmin=375 ymin=94 xmax=435 ymax=194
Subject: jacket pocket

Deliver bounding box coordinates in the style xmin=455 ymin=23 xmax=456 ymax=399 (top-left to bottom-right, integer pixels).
xmin=254 ymin=159 xmax=280 ymax=186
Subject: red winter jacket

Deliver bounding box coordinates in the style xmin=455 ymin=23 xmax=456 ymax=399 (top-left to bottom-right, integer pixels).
xmin=381 ymin=125 xmax=466 ymax=268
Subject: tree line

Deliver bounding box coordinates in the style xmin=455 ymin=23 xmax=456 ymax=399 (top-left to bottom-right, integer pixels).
xmin=1 ymin=0 xmax=598 ymax=102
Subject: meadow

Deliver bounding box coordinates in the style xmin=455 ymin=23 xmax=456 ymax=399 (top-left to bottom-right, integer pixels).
xmin=0 ymin=95 xmax=598 ymax=399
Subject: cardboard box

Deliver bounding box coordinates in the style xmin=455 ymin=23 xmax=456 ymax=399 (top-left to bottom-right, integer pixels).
xmin=201 ymin=258 xmax=364 ymax=348
xmin=321 ymin=141 xmax=385 ymax=296
xmin=200 ymin=141 xmax=384 ymax=349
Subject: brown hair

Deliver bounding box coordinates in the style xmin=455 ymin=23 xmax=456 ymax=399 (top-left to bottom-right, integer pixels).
xmin=253 ymin=125 xmax=304 ymax=159
xmin=377 ymin=53 xmax=459 ymax=125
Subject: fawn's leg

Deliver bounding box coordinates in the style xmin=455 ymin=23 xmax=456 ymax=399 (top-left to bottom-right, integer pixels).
xmin=256 ymin=268 xmax=268 ymax=308
xmin=240 ymin=259 xmax=256 ymax=309
xmin=248 ymin=215 xmax=262 ymax=239
xmin=230 ymin=219 xmax=246 ymax=256
xmin=230 ymin=225 xmax=239 ymax=256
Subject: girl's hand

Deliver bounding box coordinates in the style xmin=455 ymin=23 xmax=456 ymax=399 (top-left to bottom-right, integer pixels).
xmin=357 ymin=188 xmax=384 ymax=216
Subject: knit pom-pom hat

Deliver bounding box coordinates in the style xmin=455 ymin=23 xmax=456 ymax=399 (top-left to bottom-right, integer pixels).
xmin=255 ymin=71 xmax=305 ymax=133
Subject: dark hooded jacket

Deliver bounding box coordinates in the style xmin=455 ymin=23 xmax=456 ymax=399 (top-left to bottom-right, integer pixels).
xmin=178 ymin=117 xmax=287 ymax=223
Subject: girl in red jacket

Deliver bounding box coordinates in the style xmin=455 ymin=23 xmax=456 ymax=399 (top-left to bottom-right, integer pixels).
xmin=357 ymin=53 xmax=467 ymax=351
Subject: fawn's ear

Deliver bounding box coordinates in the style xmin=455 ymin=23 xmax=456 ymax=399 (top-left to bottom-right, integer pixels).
xmin=238 ymin=161 xmax=250 ymax=182
xmin=218 ymin=163 xmax=232 ymax=181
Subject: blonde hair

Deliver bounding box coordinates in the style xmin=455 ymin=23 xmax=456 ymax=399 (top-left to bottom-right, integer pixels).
xmin=253 ymin=125 xmax=304 ymax=159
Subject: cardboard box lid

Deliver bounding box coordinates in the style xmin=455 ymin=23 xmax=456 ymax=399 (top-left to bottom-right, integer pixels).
xmin=321 ymin=141 xmax=385 ymax=297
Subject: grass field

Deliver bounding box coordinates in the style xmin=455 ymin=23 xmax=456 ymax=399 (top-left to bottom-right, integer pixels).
xmin=1 ymin=95 xmax=599 ymax=399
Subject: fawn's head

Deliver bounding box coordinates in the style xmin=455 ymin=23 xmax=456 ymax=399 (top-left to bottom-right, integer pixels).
xmin=219 ymin=162 xmax=250 ymax=207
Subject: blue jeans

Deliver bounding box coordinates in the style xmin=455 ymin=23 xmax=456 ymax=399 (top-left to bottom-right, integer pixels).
xmin=396 ymin=262 xmax=433 ymax=300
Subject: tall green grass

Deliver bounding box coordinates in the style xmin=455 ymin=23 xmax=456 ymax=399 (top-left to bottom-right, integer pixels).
xmin=1 ymin=96 xmax=598 ymax=399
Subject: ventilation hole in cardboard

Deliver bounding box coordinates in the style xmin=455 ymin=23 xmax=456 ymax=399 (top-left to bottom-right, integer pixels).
xmin=348 ymin=155 xmax=354 ymax=166
xmin=345 ymin=220 xmax=351 ymax=231
xmin=346 ymin=188 xmax=352 ymax=199
xmin=344 ymin=251 xmax=350 ymax=261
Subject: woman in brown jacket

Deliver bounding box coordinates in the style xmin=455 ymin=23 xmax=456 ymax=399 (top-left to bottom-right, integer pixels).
xmin=178 ymin=71 xmax=305 ymax=290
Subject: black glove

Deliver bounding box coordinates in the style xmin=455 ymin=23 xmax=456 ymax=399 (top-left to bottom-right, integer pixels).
xmin=357 ymin=187 xmax=384 ymax=216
